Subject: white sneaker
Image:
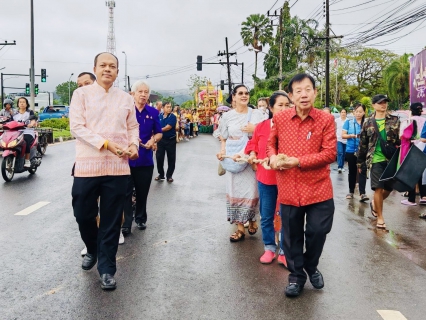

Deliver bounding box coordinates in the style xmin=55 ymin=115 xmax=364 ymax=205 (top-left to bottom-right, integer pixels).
xmin=342 ymin=168 xmax=345 ymax=172
xmin=81 ymin=246 xmax=87 ymax=257
xmin=119 ymin=231 xmax=125 ymax=244
xmin=338 ymin=168 xmax=342 ymax=173
xmin=24 ymin=159 xmax=31 ymax=168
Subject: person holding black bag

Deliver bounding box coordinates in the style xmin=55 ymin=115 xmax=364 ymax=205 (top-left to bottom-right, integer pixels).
xmin=357 ymin=95 xmax=400 ymax=229
xmin=400 ymin=102 xmax=426 ymax=206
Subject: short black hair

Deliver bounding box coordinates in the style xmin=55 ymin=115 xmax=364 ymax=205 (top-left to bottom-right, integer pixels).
xmin=94 ymin=52 xmax=119 ymax=68
xmin=77 ymin=72 xmax=96 ymax=81
xmin=288 ymin=73 xmax=316 ymax=93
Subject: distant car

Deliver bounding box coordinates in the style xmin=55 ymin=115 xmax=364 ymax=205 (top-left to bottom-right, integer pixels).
xmin=38 ymin=105 xmax=69 ymax=122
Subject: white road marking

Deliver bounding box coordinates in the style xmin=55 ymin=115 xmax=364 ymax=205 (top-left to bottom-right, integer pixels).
xmin=377 ymin=310 xmax=408 ymax=320
xmin=14 ymin=201 xmax=50 ymax=216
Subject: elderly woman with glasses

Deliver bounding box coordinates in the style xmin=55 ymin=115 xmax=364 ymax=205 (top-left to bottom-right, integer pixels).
xmin=216 ymin=85 xmax=265 ymax=242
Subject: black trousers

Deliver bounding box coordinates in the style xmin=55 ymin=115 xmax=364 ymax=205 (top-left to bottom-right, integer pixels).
xmin=72 ymin=175 xmax=128 ymax=275
xmin=280 ymin=199 xmax=334 ymax=285
xmin=346 ymin=153 xmax=367 ymax=194
xmin=24 ymin=134 xmax=35 ymax=153
xmin=156 ymin=138 xmax=176 ymax=179
xmin=123 ymin=165 xmax=154 ymax=227
xmin=408 ymin=176 xmax=426 ymax=203
xmin=189 ymin=123 xmax=194 ymax=136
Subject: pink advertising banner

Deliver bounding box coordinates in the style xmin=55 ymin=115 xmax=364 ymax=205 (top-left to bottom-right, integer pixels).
xmin=410 ymin=49 xmax=426 ymax=105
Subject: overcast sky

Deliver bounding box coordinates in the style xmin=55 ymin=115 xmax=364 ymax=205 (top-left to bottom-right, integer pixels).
xmin=1 ymin=0 xmax=424 ymax=96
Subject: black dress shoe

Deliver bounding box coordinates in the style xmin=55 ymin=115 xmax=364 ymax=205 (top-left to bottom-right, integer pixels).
xmin=100 ymin=273 xmax=116 ymax=290
xmin=121 ymin=227 xmax=131 ymax=236
xmin=309 ymin=270 xmax=324 ymax=289
xmin=137 ymin=222 xmax=146 ymax=230
xmin=81 ymin=253 xmax=97 ymax=271
xmin=285 ymin=283 xmax=304 ymax=297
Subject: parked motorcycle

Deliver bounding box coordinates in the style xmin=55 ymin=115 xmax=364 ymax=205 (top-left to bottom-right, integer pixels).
xmin=0 ymin=120 xmax=43 ymax=182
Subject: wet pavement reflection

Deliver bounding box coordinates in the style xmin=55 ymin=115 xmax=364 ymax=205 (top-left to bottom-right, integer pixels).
xmin=332 ymin=165 xmax=426 ymax=270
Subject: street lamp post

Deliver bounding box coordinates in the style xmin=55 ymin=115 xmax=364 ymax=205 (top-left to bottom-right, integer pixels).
xmin=122 ymin=51 xmax=127 ymax=92
xmin=30 ymin=0 xmax=35 ymax=110
xmin=68 ymin=73 xmax=74 ymax=105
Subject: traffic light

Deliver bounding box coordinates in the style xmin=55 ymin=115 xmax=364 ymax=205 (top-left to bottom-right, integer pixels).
xmin=25 ymin=83 xmax=30 ymax=95
xmin=197 ymin=56 xmax=202 ymax=71
xmin=41 ymin=69 xmax=46 ymax=82
xmin=35 ymin=84 xmax=39 ymax=95
xmin=220 ymin=80 xmax=225 ymax=90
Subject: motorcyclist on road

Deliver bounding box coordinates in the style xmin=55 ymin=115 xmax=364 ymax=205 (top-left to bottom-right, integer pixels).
xmin=12 ymin=97 xmax=37 ymax=168
xmin=0 ymin=99 xmax=17 ymax=129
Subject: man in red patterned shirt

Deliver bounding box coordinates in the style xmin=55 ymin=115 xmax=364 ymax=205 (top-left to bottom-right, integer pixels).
xmin=267 ymin=74 xmax=336 ymax=297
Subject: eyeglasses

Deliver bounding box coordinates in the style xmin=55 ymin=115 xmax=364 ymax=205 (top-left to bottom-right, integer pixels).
xmin=237 ymin=92 xmax=249 ymax=96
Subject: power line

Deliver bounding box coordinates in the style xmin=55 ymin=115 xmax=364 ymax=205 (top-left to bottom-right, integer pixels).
xmin=268 ymin=0 xmax=280 ymax=12
xmin=331 ymin=0 xmax=376 ymax=11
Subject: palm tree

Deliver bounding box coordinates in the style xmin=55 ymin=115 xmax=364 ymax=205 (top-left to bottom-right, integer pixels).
xmin=240 ymin=14 xmax=273 ymax=78
xmin=383 ymin=53 xmax=411 ymax=108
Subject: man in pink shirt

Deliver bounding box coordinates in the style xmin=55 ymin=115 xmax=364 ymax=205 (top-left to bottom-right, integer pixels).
xmin=70 ymin=52 xmax=139 ymax=290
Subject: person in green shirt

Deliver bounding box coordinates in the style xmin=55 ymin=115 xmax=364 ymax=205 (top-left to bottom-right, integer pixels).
xmin=357 ymin=95 xmax=400 ymax=229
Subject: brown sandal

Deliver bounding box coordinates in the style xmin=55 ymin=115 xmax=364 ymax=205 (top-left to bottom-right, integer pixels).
xmin=230 ymin=230 xmax=245 ymax=242
xmin=248 ymin=220 xmax=258 ymax=235
xmin=376 ymin=222 xmax=387 ymax=229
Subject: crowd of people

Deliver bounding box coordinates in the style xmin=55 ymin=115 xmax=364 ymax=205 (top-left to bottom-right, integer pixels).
xmin=214 ymin=73 xmax=426 ymax=297
xmin=335 ymin=98 xmax=426 ymax=223
xmin=215 ymin=74 xmax=336 ymax=297
xmin=68 ymin=52 xmax=208 ymax=291
xmin=3 ymin=51 xmax=425 ymax=298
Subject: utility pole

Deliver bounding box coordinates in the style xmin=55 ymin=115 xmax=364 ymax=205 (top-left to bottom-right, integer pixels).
xmin=30 ymin=0 xmax=35 ymax=110
xmin=225 ymin=38 xmax=232 ymax=95
xmin=268 ymin=4 xmax=285 ymax=90
xmin=198 ymin=38 xmax=242 ymax=94
xmin=218 ymin=38 xmax=237 ymax=96
xmin=241 ymin=62 xmax=244 ymax=84
xmin=316 ymin=0 xmax=343 ymax=108
xmin=279 ymin=8 xmax=283 ymax=90
xmin=325 ymin=0 xmax=330 ymax=109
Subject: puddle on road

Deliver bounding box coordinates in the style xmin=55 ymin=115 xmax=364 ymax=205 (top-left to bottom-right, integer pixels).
xmin=371 ymin=225 xmax=426 ymax=269
xmin=351 ymin=207 xmax=426 ymax=270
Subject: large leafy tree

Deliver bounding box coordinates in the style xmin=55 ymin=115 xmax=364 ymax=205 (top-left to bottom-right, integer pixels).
xmin=383 ymin=53 xmax=411 ymax=108
xmin=55 ymin=81 xmax=78 ymax=105
xmin=309 ymin=47 xmax=397 ymax=107
xmin=264 ymin=1 xmax=322 ymax=90
xmin=240 ymin=14 xmax=273 ymax=78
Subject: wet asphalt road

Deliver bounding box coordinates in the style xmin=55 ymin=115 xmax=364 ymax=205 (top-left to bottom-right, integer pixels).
xmin=1 ymin=135 xmax=426 ymax=320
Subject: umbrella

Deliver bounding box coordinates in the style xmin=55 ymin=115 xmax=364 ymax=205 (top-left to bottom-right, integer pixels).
xmin=217 ymin=106 xmax=230 ymax=112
